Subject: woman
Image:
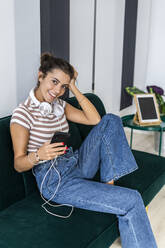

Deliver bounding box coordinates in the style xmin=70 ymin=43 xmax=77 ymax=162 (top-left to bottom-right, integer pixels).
xmin=10 ymin=53 xmax=157 ymax=248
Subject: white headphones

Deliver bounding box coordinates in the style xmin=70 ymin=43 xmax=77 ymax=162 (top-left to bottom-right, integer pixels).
xmin=29 ymin=88 xmax=64 ymax=117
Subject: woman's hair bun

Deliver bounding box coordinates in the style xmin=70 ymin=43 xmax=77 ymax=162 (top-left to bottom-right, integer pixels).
xmin=41 ymin=52 xmax=54 ymax=65
xmin=40 ymin=52 xmax=55 ymax=73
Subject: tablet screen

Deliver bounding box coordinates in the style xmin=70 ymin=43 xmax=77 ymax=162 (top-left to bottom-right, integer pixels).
xmin=138 ymin=97 xmax=158 ymax=120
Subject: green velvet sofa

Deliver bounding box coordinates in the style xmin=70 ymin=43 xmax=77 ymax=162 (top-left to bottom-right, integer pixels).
xmin=0 ymin=93 xmax=165 ymax=248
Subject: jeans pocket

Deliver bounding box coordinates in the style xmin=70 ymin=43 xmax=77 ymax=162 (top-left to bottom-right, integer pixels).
xmin=57 ymin=155 xmax=77 ymax=178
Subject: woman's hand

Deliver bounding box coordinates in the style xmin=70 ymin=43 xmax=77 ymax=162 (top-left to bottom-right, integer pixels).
xmin=69 ymin=68 xmax=78 ymax=92
xmin=37 ymin=141 xmax=67 ymax=161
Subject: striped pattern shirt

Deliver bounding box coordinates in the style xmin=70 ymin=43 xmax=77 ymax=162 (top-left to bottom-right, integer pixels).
xmin=10 ymin=95 xmax=69 ymax=153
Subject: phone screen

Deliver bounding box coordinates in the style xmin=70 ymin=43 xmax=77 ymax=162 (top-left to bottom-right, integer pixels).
xmin=50 ymin=132 xmax=70 ymax=145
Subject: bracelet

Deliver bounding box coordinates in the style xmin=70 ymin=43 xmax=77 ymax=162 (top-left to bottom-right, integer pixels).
xmin=34 ymin=150 xmax=40 ymax=163
xmin=27 ymin=151 xmax=40 ymax=165
xmin=27 ymin=153 xmax=36 ymax=165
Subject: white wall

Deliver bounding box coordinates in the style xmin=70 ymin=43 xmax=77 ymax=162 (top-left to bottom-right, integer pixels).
xmin=14 ymin=0 xmax=41 ymax=105
xmin=70 ymin=0 xmax=153 ymax=116
xmin=134 ymin=0 xmax=152 ymax=91
xmin=0 ymin=0 xmax=40 ymax=118
xmin=70 ymin=0 xmax=94 ymax=93
xmin=70 ymin=0 xmax=125 ymax=114
xmin=120 ymin=0 xmax=165 ymax=116
xmin=95 ymin=0 xmax=125 ymax=114
xmin=2 ymin=1 xmax=165 ymax=118
xmin=0 ymin=1 xmax=17 ymax=117
xmin=146 ymin=0 xmax=165 ymax=90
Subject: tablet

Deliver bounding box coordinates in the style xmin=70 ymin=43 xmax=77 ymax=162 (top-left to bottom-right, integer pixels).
xmin=133 ymin=94 xmax=161 ymax=126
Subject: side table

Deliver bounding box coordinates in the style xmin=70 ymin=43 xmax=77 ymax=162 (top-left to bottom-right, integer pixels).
xmin=121 ymin=114 xmax=165 ymax=156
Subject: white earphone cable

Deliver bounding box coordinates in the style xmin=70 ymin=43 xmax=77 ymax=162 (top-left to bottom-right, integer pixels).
xmin=39 ymin=158 xmax=74 ymax=218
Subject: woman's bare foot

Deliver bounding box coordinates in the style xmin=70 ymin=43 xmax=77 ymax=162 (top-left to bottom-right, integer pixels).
xmin=106 ymin=180 xmax=114 ymax=185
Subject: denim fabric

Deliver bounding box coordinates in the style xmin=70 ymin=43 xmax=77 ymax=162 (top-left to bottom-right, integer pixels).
xmin=33 ymin=114 xmax=157 ymax=248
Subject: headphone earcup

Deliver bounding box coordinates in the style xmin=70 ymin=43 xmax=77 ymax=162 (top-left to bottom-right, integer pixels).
xmin=53 ymin=102 xmax=64 ymax=117
xmin=39 ymin=101 xmax=64 ymax=117
xmin=39 ymin=102 xmax=52 ymax=116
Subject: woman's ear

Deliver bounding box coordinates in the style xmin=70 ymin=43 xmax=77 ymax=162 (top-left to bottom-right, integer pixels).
xmin=38 ymin=71 xmax=44 ymax=82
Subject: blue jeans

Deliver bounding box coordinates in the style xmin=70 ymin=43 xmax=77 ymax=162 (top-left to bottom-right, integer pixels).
xmin=33 ymin=114 xmax=157 ymax=248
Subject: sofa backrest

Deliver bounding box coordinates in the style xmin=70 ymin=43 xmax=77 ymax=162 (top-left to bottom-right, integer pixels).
xmin=0 ymin=116 xmax=25 ymax=211
xmin=0 ymin=93 xmax=106 ymax=209
xmin=67 ymin=93 xmax=106 ymax=140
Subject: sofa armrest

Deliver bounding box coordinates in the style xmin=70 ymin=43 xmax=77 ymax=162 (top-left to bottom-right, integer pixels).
xmin=0 ymin=116 xmax=25 ymax=211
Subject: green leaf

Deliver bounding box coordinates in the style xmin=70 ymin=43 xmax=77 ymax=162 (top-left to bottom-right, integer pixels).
xmin=125 ymin=86 xmax=145 ymax=96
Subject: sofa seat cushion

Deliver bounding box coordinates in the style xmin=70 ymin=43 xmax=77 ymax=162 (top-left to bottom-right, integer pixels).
xmin=116 ymin=150 xmax=165 ymax=206
xmin=0 ymin=191 xmax=119 ymax=248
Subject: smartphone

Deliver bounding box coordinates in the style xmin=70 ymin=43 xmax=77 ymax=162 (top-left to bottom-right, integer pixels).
xmin=50 ymin=131 xmax=70 ymax=145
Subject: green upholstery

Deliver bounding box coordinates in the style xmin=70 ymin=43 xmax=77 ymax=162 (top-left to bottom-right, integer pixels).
xmin=67 ymin=93 xmax=106 ymax=139
xmin=116 ymin=150 xmax=165 ymax=206
xmin=0 ymin=192 xmax=118 ymax=248
xmin=67 ymin=121 xmax=82 ymax=151
xmin=0 ymin=93 xmax=165 ymax=248
xmin=0 ymin=116 xmax=25 ymax=211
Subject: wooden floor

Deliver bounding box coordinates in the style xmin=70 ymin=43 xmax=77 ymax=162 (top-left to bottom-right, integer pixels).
xmin=110 ymin=129 xmax=165 ymax=248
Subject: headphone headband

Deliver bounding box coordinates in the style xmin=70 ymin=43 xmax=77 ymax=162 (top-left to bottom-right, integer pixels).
xmin=29 ymin=88 xmax=64 ymax=117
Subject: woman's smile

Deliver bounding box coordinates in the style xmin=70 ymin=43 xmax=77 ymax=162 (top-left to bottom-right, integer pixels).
xmin=48 ymin=90 xmax=58 ymax=101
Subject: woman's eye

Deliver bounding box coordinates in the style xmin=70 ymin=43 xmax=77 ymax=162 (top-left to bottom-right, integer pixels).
xmin=52 ymin=80 xmax=58 ymax=85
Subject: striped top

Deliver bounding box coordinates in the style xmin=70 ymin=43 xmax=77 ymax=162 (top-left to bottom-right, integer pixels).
xmin=10 ymin=90 xmax=69 ymax=153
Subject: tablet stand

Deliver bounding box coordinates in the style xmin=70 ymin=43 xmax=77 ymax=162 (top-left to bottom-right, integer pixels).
xmin=133 ymin=112 xmax=161 ymax=126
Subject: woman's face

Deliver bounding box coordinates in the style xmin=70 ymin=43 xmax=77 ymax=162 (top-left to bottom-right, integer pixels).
xmin=36 ymin=69 xmax=71 ymax=103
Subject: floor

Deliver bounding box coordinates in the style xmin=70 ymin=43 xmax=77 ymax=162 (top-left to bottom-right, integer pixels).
xmin=110 ymin=129 xmax=165 ymax=248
